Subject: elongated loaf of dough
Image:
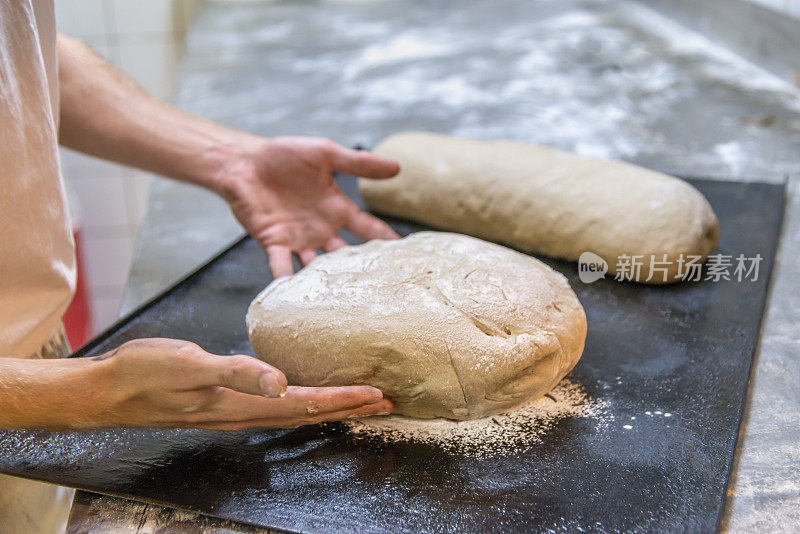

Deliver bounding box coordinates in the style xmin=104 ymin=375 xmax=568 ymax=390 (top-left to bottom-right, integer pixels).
xmin=359 ymin=132 xmax=719 ymax=283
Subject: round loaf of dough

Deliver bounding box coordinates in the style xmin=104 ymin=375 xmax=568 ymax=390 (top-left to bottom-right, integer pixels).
xmin=359 ymin=132 xmax=720 ymax=284
xmin=246 ymin=232 xmax=587 ymax=420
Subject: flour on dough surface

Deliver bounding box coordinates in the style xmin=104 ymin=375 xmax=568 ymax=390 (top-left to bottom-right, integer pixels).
xmin=247 ymin=232 xmax=587 ymax=420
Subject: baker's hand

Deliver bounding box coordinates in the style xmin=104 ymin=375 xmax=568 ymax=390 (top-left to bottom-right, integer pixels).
xmin=214 ymin=136 xmax=400 ymax=278
xmin=86 ymin=338 xmax=392 ymax=430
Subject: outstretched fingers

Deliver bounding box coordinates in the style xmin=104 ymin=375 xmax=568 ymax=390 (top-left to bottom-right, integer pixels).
xmin=345 ymin=208 xmax=399 ymax=242
xmin=196 ymin=385 xmax=387 ymax=426
xmin=261 ymin=398 xmax=393 ymax=428
xmin=297 ymin=249 xmax=318 ymax=266
xmin=323 ymin=236 xmax=348 ymax=252
xmin=284 ymin=385 xmax=385 ymax=414
xmin=194 ymin=398 xmax=393 ymax=431
xmin=266 ymin=244 xmax=294 ymax=278
xmin=329 ymin=144 xmax=400 ymax=179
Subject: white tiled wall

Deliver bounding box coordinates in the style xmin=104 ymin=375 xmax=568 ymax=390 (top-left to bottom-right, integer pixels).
xmin=56 ymin=0 xmax=199 ymax=334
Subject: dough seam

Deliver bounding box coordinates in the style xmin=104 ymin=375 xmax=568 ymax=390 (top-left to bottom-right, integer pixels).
xmin=443 ymin=340 xmax=469 ymax=413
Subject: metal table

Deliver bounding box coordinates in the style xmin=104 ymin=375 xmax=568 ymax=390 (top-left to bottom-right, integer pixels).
xmin=68 ymin=0 xmax=800 ymax=531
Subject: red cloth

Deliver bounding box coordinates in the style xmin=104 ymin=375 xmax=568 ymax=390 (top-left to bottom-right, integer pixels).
xmin=62 ymin=228 xmax=92 ymax=349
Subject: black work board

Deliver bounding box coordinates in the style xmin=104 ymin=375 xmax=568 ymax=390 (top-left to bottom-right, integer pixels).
xmin=0 ymin=177 xmax=786 ymax=533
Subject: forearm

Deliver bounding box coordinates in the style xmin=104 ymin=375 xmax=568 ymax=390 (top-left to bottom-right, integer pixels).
xmin=57 ymin=34 xmax=259 ymax=192
xmin=0 ymin=358 xmax=104 ymax=430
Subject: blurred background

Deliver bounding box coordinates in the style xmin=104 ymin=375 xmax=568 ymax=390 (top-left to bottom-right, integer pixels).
xmin=55 ymin=0 xmax=800 ymax=341
xmin=753 ymin=0 xmax=800 ymax=13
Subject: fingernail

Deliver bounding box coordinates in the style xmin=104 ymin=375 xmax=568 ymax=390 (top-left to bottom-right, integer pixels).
xmin=362 ymin=386 xmax=383 ymax=399
xmin=375 ymin=410 xmax=391 ymax=416
xmin=259 ymin=373 xmax=283 ymax=397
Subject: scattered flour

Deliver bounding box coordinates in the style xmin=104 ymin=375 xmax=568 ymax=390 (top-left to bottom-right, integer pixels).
xmin=346 ymin=378 xmax=609 ymax=455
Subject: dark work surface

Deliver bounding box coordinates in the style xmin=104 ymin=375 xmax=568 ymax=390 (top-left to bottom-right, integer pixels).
xmin=0 ymin=178 xmax=785 ymax=533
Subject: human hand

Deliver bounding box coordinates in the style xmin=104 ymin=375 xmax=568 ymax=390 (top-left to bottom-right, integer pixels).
xmin=83 ymin=338 xmax=392 ymax=430
xmin=214 ymin=136 xmax=400 ymax=277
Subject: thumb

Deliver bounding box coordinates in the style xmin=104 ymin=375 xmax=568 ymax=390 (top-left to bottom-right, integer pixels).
xmin=201 ymin=354 xmax=288 ymax=398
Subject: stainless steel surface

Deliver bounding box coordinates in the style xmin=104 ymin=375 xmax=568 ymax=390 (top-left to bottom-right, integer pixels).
xmin=723 ymin=176 xmax=800 ymax=532
xmin=642 ymin=0 xmax=800 ymax=86
xmin=120 ymin=0 xmax=799 ymax=531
